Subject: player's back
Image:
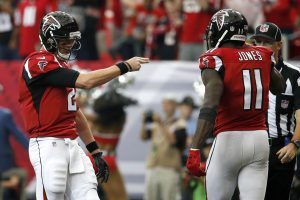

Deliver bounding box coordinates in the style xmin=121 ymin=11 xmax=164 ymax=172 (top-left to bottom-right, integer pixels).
xmin=199 ymin=45 xmax=274 ymax=135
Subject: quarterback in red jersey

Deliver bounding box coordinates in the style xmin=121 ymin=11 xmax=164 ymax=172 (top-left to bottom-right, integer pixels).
xmin=185 ymin=9 xmax=285 ymax=199
xmin=18 ymin=11 xmax=149 ymax=200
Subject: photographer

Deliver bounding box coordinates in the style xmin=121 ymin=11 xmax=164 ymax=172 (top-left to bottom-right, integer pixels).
xmin=140 ymin=95 xmax=184 ymax=200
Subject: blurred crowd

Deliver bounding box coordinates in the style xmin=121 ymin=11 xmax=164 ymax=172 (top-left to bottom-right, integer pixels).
xmin=1 ymin=0 xmax=300 ymax=61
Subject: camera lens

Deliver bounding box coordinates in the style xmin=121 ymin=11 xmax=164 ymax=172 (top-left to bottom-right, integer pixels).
xmin=144 ymin=110 xmax=154 ymax=123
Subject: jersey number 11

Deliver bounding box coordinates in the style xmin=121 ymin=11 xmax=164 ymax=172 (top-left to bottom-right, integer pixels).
xmin=242 ymin=69 xmax=263 ymax=110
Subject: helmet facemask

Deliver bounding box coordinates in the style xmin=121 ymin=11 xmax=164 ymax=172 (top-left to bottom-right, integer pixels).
xmin=52 ymin=31 xmax=81 ymax=61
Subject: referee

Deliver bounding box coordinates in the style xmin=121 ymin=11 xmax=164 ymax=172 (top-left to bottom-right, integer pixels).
xmin=252 ymin=22 xmax=300 ymax=200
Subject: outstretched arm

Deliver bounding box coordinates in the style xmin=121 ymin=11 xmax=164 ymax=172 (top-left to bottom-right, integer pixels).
xmin=27 ymin=57 xmax=149 ymax=90
xmin=75 ymin=57 xmax=149 ymax=89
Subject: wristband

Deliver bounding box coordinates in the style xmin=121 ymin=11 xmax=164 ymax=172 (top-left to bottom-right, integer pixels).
xmin=116 ymin=62 xmax=129 ymax=75
xmin=198 ymin=107 xmax=217 ymax=123
xmin=86 ymin=141 xmax=99 ymax=153
xmin=291 ymin=140 xmax=300 ymax=149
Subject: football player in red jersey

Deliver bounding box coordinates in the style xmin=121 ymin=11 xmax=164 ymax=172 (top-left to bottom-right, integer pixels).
xmin=18 ymin=11 xmax=149 ymax=200
xmin=185 ymin=9 xmax=285 ymax=199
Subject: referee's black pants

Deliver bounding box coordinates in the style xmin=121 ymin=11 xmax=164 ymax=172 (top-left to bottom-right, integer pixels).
xmin=265 ymin=138 xmax=296 ymax=200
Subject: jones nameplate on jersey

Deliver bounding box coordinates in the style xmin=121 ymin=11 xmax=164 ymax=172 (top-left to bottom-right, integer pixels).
xmin=238 ymin=51 xmax=263 ymax=61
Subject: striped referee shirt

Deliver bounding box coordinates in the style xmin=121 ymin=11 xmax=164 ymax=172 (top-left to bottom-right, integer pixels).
xmin=267 ymin=59 xmax=300 ymax=138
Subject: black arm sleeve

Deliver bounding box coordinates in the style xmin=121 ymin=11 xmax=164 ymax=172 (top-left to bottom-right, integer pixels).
xmin=29 ymin=68 xmax=80 ymax=88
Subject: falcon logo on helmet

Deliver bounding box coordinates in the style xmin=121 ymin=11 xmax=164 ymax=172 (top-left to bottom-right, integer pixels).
xmin=212 ymin=10 xmax=229 ymax=31
xmin=42 ymin=15 xmax=61 ymax=36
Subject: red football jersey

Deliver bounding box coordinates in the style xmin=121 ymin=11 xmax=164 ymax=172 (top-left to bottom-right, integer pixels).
xmin=199 ymin=45 xmax=274 ymax=135
xmin=19 ymin=50 xmax=78 ymax=138
xmin=180 ymin=0 xmax=213 ymax=43
xmin=17 ymin=0 xmax=57 ymax=57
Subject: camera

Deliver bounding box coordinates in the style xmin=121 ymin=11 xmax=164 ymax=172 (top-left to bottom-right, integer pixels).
xmin=144 ymin=109 xmax=154 ymax=123
xmin=144 ymin=110 xmax=154 ymax=139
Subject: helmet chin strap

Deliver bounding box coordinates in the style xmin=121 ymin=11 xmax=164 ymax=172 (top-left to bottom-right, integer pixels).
xmin=57 ymin=50 xmax=71 ymax=61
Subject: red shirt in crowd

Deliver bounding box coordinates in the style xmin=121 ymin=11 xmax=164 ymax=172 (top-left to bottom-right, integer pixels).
xmin=111 ymin=0 xmax=123 ymax=28
xmin=180 ymin=0 xmax=214 ymax=43
xmin=125 ymin=3 xmax=166 ymax=36
xmin=16 ymin=0 xmax=57 ymax=58
xmin=263 ymin=0 xmax=294 ymax=32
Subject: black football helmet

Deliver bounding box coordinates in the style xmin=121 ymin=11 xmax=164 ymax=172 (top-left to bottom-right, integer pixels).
xmin=206 ymin=9 xmax=248 ymax=49
xmin=39 ymin=11 xmax=81 ymax=60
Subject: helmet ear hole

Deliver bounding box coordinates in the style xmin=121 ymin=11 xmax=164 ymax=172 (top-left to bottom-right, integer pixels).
xmin=47 ymin=38 xmax=55 ymax=45
xmin=45 ymin=38 xmax=57 ymax=53
xmin=72 ymin=40 xmax=81 ymax=51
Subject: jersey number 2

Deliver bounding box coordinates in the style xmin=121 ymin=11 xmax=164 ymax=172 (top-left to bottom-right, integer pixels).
xmin=242 ymin=69 xmax=263 ymax=110
xmin=68 ymin=89 xmax=77 ymax=111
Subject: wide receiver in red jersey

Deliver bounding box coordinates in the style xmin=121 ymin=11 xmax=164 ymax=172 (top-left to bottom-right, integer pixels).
xmin=18 ymin=11 xmax=149 ymax=200
xmin=185 ymin=9 xmax=285 ymax=199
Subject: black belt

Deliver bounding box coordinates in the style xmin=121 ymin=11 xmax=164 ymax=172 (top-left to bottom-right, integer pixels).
xmin=268 ymin=137 xmax=288 ymax=146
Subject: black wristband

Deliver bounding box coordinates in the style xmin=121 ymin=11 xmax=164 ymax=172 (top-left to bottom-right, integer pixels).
xmin=86 ymin=141 xmax=99 ymax=153
xmin=116 ymin=62 xmax=129 ymax=75
xmin=198 ymin=107 xmax=217 ymax=123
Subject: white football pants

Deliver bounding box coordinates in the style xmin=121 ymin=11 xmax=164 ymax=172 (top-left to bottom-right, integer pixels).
xmin=205 ymin=130 xmax=269 ymax=200
xmin=29 ymin=137 xmax=99 ymax=200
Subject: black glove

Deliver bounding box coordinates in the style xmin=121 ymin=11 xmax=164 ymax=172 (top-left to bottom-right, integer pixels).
xmin=92 ymin=152 xmax=109 ymax=183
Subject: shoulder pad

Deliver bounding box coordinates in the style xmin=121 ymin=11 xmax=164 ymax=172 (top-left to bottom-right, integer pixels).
xmin=24 ymin=51 xmax=61 ymax=79
xmin=199 ymin=49 xmax=223 ymax=71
